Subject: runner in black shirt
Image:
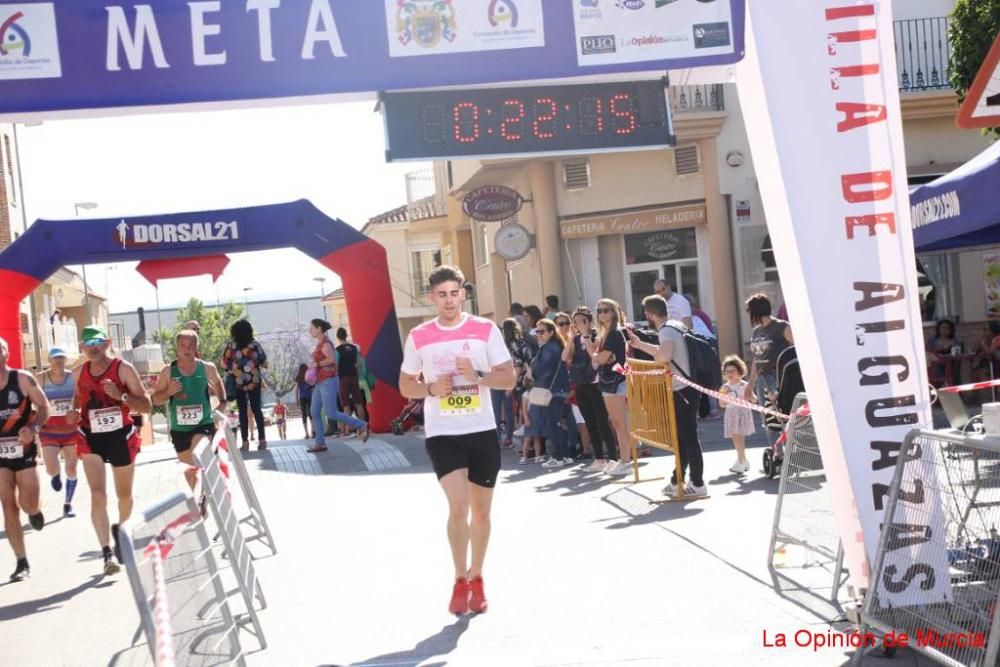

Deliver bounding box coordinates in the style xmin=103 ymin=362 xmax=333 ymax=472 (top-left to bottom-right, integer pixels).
xmin=0 ymin=336 xmax=50 ymax=581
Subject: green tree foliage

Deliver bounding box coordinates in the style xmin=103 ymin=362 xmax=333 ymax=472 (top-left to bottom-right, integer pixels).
xmin=950 ymin=0 xmax=1000 ymax=137
xmin=160 ymin=298 xmax=245 ymax=365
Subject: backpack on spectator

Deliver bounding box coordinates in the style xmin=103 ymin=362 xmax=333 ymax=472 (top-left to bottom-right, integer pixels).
xmin=665 ymin=323 xmax=722 ymax=390
xmin=626 ymin=327 xmax=661 ymax=362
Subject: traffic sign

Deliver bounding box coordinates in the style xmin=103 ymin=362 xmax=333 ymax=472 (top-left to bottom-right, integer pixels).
xmin=957 ymin=30 xmax=1000 ymax=129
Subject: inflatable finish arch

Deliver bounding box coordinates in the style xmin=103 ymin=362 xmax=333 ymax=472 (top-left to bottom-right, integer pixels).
xmin=0 ymin=199 xmax=406 ymax=432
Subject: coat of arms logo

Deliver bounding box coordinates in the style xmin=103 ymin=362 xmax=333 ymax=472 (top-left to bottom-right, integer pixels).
xmin=396 ymin=0 xmax=457 ymax=49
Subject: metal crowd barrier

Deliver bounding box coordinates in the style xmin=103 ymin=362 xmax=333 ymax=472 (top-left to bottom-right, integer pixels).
xmin=214 ymin=412 xmax=277 ymax=556
xmin=767 ymin=393 xmax=850 ymax=603
xmin=860 ymin=429 xmax=1000 ymax=666
xmin=624 ymin=358 xmax=688 ymax=499
xmin=195 ymin=433 xmax=268 ymax=650
xmin=119 ymin=492 xmax=245 ymax=666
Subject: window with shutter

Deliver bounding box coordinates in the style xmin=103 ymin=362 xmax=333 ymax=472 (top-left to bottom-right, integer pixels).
xmin=562 ymin=159 xmax=591 ymax=191
xmin=674 ymin=145 xmax=700 ymax=175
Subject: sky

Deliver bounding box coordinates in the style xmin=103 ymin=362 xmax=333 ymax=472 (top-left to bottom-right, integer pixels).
xmin=18 ymin=101 xmax=429 ymax=314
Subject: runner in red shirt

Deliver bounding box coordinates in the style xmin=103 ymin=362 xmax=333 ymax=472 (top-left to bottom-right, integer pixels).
xmin=66 ymin=326 xmax=151 ymax=576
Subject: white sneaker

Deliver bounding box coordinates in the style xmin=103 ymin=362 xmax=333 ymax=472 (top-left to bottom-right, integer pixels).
xmin=608 ymin=460 xmax=631 ymax=476
xmin=535 ymin=455 xmax=550 ymax=464
xmin=685 ymin=483 xmax=708 ymax=497
xmin=542 ymin=458 xmax=565 ymax=468
xmin=729 ymin=460 xmax=750 ymax=474
xmin=602 ymin=460 xmax=617 ymax=473
xmin=519 ymin=456 xmax=533 ymax=465
xmin=662 ymin=482 xmax=678 ymax=497
xmin=587 ymin=460 xmax=606 ymax=472
xmin=562 ymin=457 xmax=575 ymax=465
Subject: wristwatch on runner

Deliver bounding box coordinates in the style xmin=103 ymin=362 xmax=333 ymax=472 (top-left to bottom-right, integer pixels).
xmin=121 ymin=393 xmax=129 ymax=403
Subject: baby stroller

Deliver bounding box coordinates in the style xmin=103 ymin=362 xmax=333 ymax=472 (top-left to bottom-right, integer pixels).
xmin=762 ymin=345 xmax=805 ymax=479
xmin=391 ymin=399 xmax=425 ymax=436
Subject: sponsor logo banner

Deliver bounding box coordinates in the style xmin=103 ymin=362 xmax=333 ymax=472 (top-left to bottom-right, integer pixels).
xmin=0 ymin=3 xmax=60 ymax=81
xmin=576 ymin=0 xmax=735 ymax=66
xmin=739 ymin=1 xmax=951 ymax=603
xmin=559 ymin=203 xmax=706 ymax=239
xmin=387 ymin=0 xmax=544 ymax=58
xmin=0 ymin=2 xmax=743 ymax=120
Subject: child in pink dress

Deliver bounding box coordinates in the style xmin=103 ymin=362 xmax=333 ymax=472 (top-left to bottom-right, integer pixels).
xmin=719 ymin=355 xmax=755 ymax=474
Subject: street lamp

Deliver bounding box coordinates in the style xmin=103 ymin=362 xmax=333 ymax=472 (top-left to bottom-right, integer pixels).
xmin=74 ymin=202 xmax=98 ymax=325
xmin=13 ymin=122 xmax=44 ymax=368
xmin=314 ymin=277 xmax=326 ymax=319
xmin=243 ymin=287 xmax=252 ymax=318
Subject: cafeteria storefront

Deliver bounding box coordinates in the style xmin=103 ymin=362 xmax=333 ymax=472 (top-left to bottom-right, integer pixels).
xmin=559 ymin=202 xmax=711 ymax=324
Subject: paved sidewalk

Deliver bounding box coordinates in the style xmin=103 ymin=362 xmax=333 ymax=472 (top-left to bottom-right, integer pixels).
xmin=0 ymin=417 xmax=939 ymax=666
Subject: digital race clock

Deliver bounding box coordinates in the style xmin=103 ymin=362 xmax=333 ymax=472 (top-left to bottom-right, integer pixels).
xmin=381 ymin=80 xmax=675 ymax=162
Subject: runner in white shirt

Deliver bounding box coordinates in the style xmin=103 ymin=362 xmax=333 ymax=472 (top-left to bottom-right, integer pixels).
xmin=399 ymin=266 xmax=515 ymax=616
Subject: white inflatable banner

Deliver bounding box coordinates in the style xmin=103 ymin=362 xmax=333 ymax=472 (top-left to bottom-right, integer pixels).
xmin=738 ymin=0 xmax=951 ymax=603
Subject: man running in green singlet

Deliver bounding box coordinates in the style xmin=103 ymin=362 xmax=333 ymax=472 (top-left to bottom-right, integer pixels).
xmin=152 ymin=330 xmax=226 ymax=490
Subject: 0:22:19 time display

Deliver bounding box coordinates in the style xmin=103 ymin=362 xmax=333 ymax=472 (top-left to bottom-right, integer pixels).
xmin=420 ymin=94 xmax=642 ymax=146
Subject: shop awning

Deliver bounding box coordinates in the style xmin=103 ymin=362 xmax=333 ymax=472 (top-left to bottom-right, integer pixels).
xmin=911 ymin=141 xmax=1000 ymax=252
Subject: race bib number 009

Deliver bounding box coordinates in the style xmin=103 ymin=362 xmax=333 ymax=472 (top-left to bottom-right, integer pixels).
xmin=90 ymin=407 xmax=124 ymax=434
xmin=439 ymin=386 xmax=482 ymax=417
xmin=50 ymin=399 xmax=72 ymax=417
xmin=177 ymin=405 xmax=204 ymax=426
xmin=0 ymin=438 xmax=23 ymax=459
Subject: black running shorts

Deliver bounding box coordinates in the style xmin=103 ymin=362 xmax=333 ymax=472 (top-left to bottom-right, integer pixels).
xmin=80 ymin=427 xmax=140 ymax=468
xmin=170 ymin=424 xmax=217 ymax=454
xmin=0 ymin=442 xmax=38 ymax=473
xmin=425 ymin=430 xmax=501 ymax=488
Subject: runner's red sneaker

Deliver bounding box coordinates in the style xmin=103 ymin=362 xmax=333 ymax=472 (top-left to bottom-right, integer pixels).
xmin=468 ymin=575 xmax=488 ymax=614
xmin=448 ymin=577 xmax=470 ymax=615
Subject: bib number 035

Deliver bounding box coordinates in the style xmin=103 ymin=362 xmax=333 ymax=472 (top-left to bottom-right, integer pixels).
xmin=0 ymin=439 xmax=23 ymax=459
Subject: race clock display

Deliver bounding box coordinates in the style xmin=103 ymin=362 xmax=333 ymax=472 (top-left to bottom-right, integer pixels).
xmin=381 ymin=80 xmax=674 ymax=161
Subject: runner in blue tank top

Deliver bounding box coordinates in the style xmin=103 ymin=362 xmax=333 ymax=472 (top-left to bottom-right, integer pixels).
xmin=37 ymin=348 xmax=83 ymax=517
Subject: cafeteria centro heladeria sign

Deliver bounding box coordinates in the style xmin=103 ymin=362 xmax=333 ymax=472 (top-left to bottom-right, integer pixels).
xmin=0 ymin=0 xmax=745 ymax=120
xmin=559 ymin=203 xmax=707 ymax=239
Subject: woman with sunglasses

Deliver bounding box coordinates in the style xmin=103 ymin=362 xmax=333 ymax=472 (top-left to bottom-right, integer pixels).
xmin=564 ymin=307 xmax=617 ymax=472
xmin=593 ymin=299 xmax=631 ymax=477
xmin=531 ymin=319 xmax=572 ymax=468
xmin=552 ymin=313 xmax=583 ymax=458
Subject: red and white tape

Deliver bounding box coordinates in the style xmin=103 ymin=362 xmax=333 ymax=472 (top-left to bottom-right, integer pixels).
xmin=149 ymin=544 xmax=176 ymax=667
xmin=937 ymin=378 xmax=1000 ymax=394
xmin=618 ymin=362 xmax=794 ymax=421
xmin=140 ymin=515 xmax=191 ymax=667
